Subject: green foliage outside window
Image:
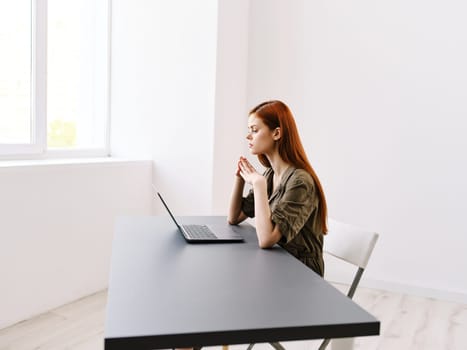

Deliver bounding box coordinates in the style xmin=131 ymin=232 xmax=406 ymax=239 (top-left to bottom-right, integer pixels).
xmin=47 ymin=120 xmax=76 ymax=147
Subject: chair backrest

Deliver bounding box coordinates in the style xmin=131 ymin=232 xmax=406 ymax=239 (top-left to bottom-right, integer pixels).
xmin=318 ymin=219 xmax=379 ymax=350
xmin=324 ymin=218 xmax=379 ymax=269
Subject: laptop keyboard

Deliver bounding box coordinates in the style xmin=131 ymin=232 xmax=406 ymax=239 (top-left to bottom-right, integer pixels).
xmin=184 ymin=225 xmax=217 ymax=239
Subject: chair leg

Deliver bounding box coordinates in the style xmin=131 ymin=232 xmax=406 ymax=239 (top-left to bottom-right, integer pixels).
xmin=318 ymin=338 xmax=331 ymax=350
xmin=269 ymin=342 xmax=286 ymax=350
xmin=246 ymin=344 xmax=255 ymax=350
xmin=222 ymin=346 xmax=229 ymax=350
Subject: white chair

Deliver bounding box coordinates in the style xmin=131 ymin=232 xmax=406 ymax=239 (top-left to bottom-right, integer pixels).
xmin=317 ymin=218 xmax=379 ymax=350
xmin=245 ymin=218 xmax=379 ymax=350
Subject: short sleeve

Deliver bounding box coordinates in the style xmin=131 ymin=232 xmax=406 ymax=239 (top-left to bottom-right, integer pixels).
xmin=271 ymin=172 xmax=315 ymax=243
xmin=241 ymin=188 xmax=255 ymax=218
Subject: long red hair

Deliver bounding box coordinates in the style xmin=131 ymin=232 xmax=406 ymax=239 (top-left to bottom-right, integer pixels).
xmin=250 ymin=100 xmax=328 ymax=234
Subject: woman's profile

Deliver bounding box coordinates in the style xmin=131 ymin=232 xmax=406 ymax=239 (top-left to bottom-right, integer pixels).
xmin=228 ymin=100 xmax=328 ymax=276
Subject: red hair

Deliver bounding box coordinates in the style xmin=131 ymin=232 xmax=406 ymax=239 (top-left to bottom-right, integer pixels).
xmin=249 ymin=100 xmax=328 ymax=234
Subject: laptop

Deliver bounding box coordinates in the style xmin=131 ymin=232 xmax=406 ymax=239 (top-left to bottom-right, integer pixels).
xmin=156 ymin=191 xmax=244 ymax=243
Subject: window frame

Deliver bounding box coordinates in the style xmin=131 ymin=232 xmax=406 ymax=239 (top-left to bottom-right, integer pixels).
xmin=0 ymin=0 xmax=111 ymax=160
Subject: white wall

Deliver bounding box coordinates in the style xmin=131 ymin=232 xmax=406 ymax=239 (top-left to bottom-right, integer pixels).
xmin=247 ymin=0 xmax=467 ymax=302
xmin=246 ymin=0 xmax=306 ymax=118
xmin=0 ymin=159 xmax=152 ymax=329
xmin=211 ymin=0 xmax=251 ymax=214
xmin=111 ymin=0 xmax=219 ymax=215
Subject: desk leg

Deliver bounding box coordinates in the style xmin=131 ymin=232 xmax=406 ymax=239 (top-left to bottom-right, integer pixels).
xmin=331 ymin=338 xmax=354 ymax=350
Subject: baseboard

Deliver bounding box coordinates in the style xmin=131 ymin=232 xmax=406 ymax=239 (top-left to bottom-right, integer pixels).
xmin=328 ymin=277 xmax=467 ymax=305
xmin=324 ymin=255 xmax=467 ymax=305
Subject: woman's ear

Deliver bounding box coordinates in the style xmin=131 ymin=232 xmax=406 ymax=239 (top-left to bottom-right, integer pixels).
xmin=273 ymin=127 xmax=281 ymax=141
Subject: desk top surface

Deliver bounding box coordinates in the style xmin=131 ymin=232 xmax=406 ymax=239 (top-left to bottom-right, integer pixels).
xmin=105 ymin=216 xmax=379 ymax=349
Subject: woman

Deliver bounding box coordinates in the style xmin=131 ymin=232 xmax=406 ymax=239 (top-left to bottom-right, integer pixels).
xmin=228 ymin=100 xmax=327 ymax=276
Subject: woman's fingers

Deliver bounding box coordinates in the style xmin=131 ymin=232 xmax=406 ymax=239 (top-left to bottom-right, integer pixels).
xmin=240 ymin=164 xmax=251 ymax=175
xmin=238 ymin=169 xmax=248 ymax=183
xmin=237 ymin=157 xmax=247 ymax=172
xmin=237 ymin=160 xmax=242 ymax=171
xmin=241 ymin=160 xmax=255 ymax=173
xmin=237 ymin=157 xmax=258 ymax=183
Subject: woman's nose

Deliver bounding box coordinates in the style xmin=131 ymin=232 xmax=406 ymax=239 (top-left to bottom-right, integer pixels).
xmin=246 ymin=132 xmax=252 ymax=140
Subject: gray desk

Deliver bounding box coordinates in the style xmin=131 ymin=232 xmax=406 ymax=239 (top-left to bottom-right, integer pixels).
xmin=105 ymin=216 xmax=379 ymax=350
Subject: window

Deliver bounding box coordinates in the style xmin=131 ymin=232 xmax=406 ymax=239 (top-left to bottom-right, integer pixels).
xmin=0 ymin=1 xmax=33 ymax=147
xmin=0 ymin=0 xmax=110 ymax=158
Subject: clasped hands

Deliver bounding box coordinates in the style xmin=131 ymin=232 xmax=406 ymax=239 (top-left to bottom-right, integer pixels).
xmin=236 ymin=156 xmax=265 ymax=187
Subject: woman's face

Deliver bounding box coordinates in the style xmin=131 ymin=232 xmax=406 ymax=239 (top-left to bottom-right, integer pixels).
xmin=246 ymin=114 xmax=277 ymax=155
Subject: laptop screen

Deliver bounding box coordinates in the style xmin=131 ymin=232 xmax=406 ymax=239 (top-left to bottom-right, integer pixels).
xmin=156 ymin=191 xmax=182 ymax=230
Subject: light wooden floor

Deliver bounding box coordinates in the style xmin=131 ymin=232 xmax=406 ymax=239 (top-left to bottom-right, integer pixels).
xmin=1 ymin=284 xmax=466 ymax=350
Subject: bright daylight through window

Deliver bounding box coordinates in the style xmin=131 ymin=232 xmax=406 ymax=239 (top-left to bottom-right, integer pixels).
xmin=0 ymin=1 xmax=31 ymax=145
xmin=0 ymin=0 xmax=109 ymax=158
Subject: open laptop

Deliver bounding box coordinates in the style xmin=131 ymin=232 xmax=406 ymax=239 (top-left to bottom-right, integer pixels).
xmin=156 ymin=191 xmax=244 ymax=243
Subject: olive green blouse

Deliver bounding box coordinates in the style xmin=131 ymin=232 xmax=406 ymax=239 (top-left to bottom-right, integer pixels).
xmin=241 ymin=167 xmax=324 ymax=276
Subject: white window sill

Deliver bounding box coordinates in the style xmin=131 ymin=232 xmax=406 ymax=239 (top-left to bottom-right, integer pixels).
xmin=0 ymin=157 xmax=152 ymax=169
